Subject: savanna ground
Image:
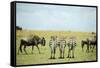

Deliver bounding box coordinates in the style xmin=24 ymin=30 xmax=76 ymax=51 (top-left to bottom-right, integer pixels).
xmin=16 ymin=30 xmax=97 ymax=65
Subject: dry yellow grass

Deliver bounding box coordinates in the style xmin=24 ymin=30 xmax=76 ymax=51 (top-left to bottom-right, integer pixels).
xmin=16 ymin=30 xmax=96 ymax=65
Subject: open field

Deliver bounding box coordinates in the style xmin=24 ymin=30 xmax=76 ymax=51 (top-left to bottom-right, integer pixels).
xmin=16 ymin=30 xmax=97 ymax=65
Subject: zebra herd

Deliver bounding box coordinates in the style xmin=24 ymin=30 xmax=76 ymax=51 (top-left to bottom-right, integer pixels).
xmin=49 ymin=36 xmax=76 ymax=59
xmin=49 ymin=35 xmax=96 ymax=59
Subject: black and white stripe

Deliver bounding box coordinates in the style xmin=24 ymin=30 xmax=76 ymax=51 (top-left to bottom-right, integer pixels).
xmin=58 ymin=39 xmax=66 ymax=58
xmin=49 ymin=36 xmax=57 ymax=59
xmin=67 ymin=37 xmax=76 ymax=58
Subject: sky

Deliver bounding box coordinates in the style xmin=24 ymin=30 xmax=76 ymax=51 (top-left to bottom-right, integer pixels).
xmin=16 ymin=3 xmax=96 ymax=32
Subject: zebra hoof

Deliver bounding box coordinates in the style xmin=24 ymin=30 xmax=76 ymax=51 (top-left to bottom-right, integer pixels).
xmin=49 ymin=57 xmax=52 ymax=59
xmin=59 ymin=57 xmax=64 ymax=59
xmin=69 ymin=57 xmax=71 ymax=58
xmin=67 ymin=56 xmax=69 ymax=58
xmin=53 ymin=57 xmax=56 ymax=59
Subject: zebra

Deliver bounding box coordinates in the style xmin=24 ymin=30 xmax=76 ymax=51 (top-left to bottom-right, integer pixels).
xmin=49 ymin=36 xmax=57 ymax=59
xmin=67 ymin=37 xmax=77 ymax=58
xmin=49 ymin=36 xmax=67 ymax=59
xmin=58 ymin=38 xmax=66 ymax=59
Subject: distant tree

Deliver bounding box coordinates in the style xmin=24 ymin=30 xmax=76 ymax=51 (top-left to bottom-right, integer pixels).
xmin=91 ymin=32 xmax=95 ymax=35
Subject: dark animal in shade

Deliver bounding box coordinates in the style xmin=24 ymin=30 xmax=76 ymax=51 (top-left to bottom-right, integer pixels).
xmin=81 ymin=38 xmax=90 ymax=53
xmin=81 ymin=36 xmax=96 ymax=53
xmin=89 ymin=36 xmax=96 ymax=52
xmin=67 ymin=37 xmax=76 ymax=58
xmin=18 ymin=35 xmax=46 ymax=54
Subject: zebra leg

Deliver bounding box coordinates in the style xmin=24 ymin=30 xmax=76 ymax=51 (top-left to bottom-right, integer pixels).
xmin=67 ymin=49 xmax=70 ymax=58
xmin=69 ymin=50 xmax=71 ymax=58
xmin=61 ymin=50 xmax=63 ymax=58
xmin=61 ymin=49 xmax=64 ymax=59
xmin=59 ymin=48 xmax=62 ymax=58
xmin=24 ymin=46 xmax=27 ymax=55
xmin=62 ymin=50 xmax=64 ymax=58
xmin=63 ymin=46 xmax=65 ymax=58
xmin=60 ymin=50 xmax=62 ymax=58
xmin=36 ymin=45 xmax=41 ymax=54
xmin=72 ymin=49 xmax=75 ymax=58
xmin=53 ymin=48 xmax=56 ymax=59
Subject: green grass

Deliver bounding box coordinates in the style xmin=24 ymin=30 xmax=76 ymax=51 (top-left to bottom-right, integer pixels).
xmin=16 ymin=30 xmax=96 ymax=65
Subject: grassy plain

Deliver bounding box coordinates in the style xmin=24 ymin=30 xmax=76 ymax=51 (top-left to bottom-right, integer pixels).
xmin=16 ymin=30 xmax=96 ymax=65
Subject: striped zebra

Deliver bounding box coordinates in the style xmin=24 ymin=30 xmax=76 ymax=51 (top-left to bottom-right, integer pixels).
xmin=58 ymin=39 xmax=66 ymax=59
xmin=49 ymin=36 xmax=57 ymax=59
xmin=67 ymin=37 xmax=76 ymax=58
